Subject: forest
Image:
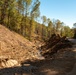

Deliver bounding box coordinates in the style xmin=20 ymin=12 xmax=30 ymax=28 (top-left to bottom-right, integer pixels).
xmin=0 ymin=0 xmax=76 ymax=75
xmin=0 ymin=0 xmax=74 ymax=41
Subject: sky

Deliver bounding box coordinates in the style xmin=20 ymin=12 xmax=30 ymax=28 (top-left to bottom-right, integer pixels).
xmin=39 ymin=0 xmax=76 ymax=28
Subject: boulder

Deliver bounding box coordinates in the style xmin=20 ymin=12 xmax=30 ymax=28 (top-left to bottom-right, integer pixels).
xmin=1 ymin=59 xmax=20 ymax=68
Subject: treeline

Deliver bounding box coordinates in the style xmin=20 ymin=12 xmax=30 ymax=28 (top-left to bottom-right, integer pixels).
xmin=0 ymin=0 xmax=73 ymax=41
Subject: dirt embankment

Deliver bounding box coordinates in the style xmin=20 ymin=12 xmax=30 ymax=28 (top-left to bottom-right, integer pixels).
xmin=0 ymin=25 xmax=43 ymax=64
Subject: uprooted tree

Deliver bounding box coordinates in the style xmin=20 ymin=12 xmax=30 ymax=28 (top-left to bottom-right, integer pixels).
xmin=41 ymin=34 xmax=72 ymax=58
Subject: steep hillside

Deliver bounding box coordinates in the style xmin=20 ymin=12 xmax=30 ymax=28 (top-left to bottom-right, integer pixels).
xmin=0 ymin=25 xmax=43 ymax=63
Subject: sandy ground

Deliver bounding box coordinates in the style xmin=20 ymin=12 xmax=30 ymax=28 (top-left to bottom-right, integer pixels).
xmin=0 ymin=39 xmax=76 ymax=75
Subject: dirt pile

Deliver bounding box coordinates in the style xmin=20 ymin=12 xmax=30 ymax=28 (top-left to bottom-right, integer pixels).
xmin=0 ymin=25 xmax=43 ymax=64
xmin=41 ymin=34 xmax=72 ymax=58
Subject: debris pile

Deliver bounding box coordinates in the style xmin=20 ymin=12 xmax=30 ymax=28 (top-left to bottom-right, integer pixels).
xmin=41 ymin=34 xmax=72 ymax=58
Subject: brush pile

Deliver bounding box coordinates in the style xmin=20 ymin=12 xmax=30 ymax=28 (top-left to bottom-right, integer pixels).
xmin=41 ymin=34 xmax=72 ymax=58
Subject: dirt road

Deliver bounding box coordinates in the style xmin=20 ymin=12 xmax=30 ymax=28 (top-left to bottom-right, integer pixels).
xmin=31 ymin=39 xmax=76 ymax=75
xmin=66 ymin=39 xmax=76 ymax=75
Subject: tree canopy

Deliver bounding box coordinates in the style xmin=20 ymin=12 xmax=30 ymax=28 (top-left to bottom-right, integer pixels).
xmin=0 ymin=0 xmax=73 ymax=41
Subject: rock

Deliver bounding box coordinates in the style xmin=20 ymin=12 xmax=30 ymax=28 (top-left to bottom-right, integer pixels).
xmin=1 ymin=59 xmax=20 ymax=68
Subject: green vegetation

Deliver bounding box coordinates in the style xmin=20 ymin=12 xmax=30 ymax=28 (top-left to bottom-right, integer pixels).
xmin=0 ymin=0 xmax=73 ymax=41
xmin=73 ymin=23 xmax=76 ymax=38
